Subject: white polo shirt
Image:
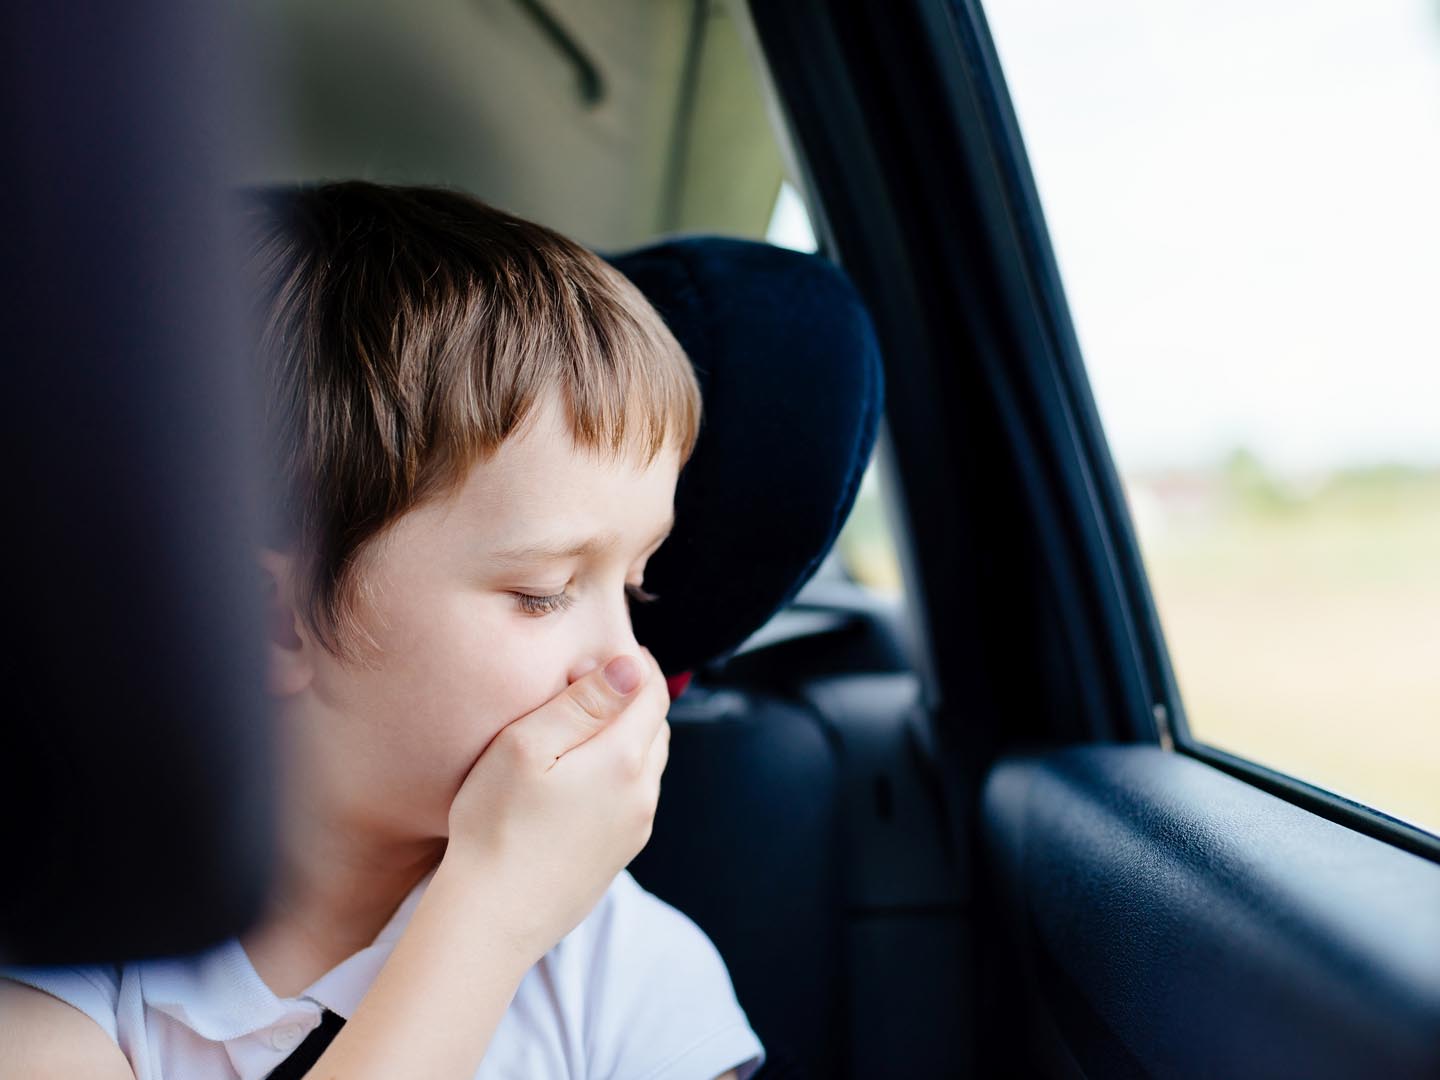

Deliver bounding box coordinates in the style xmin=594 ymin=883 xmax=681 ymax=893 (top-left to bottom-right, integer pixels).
xmin=0 ymin=868 xmax=764 ymax=1080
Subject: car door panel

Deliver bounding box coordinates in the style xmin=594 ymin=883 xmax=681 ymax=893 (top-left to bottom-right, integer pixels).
xmin=984 ymin=747 xmax=1440 ymax=1078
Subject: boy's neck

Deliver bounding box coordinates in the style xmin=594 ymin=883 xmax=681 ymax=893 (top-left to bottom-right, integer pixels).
xmin=239 ymin=816 xmax=446 ymax=999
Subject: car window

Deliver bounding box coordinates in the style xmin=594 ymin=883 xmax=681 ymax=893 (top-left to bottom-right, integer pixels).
xmin=985 ymin=0 xmax=1440 ymax=834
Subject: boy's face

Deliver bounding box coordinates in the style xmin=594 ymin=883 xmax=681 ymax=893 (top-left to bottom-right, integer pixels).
xmin=267 ymin=392 xmax=680 ymax=839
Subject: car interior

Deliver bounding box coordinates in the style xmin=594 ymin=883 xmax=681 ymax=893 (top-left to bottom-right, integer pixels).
xmin=4 ymin=1 xmax=1438 ymax=1078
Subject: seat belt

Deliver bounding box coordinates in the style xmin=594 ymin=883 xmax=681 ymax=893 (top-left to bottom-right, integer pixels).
xmin=260 ymin=1003 xmax=787 ymax=1079
xmin=264 ymin=1008 xmax=346 ymax=1080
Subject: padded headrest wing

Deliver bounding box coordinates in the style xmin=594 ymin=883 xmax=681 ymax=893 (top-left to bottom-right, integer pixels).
xmin=605 ymin=236 xmax=885 ymax=675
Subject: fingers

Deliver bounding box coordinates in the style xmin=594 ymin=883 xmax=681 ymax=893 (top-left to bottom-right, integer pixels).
xmin=639 ymin=649 xmax=670 ymax=770
xmin=560 ymin=646 xmax=669 ymax=771
xmin=506 ymin=654 xmax=646 ymax=767
xmin=644 ymin=712 xmax=671 ymax=787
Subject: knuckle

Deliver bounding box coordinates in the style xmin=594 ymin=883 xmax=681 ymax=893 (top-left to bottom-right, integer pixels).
xmin=566 ymin=683 xmax=607 ymax=722
xmin=502 ymin=727 xmax=547 ymax=768
xmin=628 ymin=796 xmax=654 ymax=833
xmin=561 ymin=697 xmax=610 ymax=741
xmin=621 ymin=747 xmax=648 ymax=780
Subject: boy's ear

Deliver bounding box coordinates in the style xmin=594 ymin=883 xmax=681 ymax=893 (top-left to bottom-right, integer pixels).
xmin=258 ymin=547 xmax=315 ymax=699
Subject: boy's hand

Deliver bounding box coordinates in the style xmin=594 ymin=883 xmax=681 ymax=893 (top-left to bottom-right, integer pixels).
xmin=443 ymin=645 xmax=671 ymax=962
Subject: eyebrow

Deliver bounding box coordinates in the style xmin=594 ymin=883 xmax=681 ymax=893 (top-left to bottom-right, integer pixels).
xmin=489 ymin=514 xmax=676 ymax=564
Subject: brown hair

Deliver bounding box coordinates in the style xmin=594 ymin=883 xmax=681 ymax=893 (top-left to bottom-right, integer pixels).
xmin=245 ymin=180 xmax=701 ymax=666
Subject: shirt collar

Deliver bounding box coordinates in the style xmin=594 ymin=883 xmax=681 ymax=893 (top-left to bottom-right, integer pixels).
xmin=140 ymin=940 xmax=293 ymax=1042
xmin=141 ymin=865 xmax=438 ymax=1038
xmin=300 ymin=866 xmax=435 ymax=1019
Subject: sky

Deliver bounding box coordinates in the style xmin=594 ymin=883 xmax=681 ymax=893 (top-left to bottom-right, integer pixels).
xmin=773 ymin=1 xmax=1440 ymax=475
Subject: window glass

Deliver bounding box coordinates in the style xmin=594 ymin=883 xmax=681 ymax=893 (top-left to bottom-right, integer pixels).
xmin=768 ymin=182 xmax=905 ymax=596
xmin=985 ymin=1 xmax=1440 ymax=833
xmin=766 ymin=180 xmax=820 ymax=255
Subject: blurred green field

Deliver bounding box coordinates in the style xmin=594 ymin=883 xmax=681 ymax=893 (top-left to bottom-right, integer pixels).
xmin=1135 ymin=458 xmax=1440 ymax=836
xmin=839 ymin=456 xmax=1440 ymax=836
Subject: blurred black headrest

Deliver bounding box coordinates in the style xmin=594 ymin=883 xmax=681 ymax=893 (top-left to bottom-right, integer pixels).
xmin=605 ymin=237 xmax=885 ymax=675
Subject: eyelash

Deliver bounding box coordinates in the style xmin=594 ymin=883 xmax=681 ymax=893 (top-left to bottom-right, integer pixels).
xmin=513 ymin=582 xmax=660 ymax=617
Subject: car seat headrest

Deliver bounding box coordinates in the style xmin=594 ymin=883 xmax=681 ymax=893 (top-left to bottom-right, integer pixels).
xmin=604 ymin=236 xmax=885 ymax=676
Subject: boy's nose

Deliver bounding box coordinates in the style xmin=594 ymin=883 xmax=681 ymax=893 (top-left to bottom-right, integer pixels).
xmin=565 ymin=595 xmax=642 ymax=687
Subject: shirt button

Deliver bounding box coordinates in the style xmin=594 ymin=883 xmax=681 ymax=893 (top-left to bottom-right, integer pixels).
xmin=271 ymin=1022 xmax=306 ymax=1052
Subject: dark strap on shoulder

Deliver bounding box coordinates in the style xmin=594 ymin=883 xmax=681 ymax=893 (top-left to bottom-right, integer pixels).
xmin=264 ymin=1008 xmax=347 ymax=1080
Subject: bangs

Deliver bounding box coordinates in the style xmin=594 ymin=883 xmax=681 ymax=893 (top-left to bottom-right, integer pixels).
xmin=428 ymin=250 xmax=702 ymax=491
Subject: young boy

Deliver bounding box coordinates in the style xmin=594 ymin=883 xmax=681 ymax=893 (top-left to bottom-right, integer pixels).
xmin=0 ymin=181 xmax=766 ymax=1079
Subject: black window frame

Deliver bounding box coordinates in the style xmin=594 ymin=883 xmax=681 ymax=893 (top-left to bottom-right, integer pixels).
xmin=744 ymin=0 xmax=1440 ymax=865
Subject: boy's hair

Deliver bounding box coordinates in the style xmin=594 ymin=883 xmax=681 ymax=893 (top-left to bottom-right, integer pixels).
xmin=246 ymin=181 xmax=702 ymax=667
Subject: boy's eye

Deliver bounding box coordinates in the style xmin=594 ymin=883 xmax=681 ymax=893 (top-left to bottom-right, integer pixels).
xmin=511 ymin=582 xmax=660 ymax=617
xmin=512 ymin=589 xmax=576 ymax=616
xmin=626 ymin=582 xmax=660 ymax=606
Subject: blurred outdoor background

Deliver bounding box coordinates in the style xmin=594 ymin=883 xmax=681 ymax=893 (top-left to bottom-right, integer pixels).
xmin=816 ymin=2 xmax=1440 ymax=834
